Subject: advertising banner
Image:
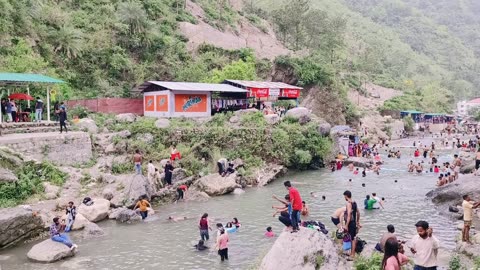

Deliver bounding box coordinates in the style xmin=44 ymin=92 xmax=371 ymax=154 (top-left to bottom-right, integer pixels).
xmin=156 ymin=95 xmax=168 ymax=112
xmin=144 ymin=96 xmax=155 ymax=111
xmin=174 ymin=94 xmax=208 ymax=112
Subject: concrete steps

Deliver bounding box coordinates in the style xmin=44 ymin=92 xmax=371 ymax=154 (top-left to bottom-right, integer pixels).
xmin=1 ymin=122 xmax=65 ymax=135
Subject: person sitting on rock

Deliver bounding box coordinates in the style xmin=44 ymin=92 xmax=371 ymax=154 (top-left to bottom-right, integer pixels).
xmin=50 ymin=217 xmax=77 ymax=250
xmin=217 ymin=158 xmax=227 ymax=176
xmin=134 ymin=196 xmax=151 ymax=220
xmin=225 ymin=162 xmax=235 ymax=177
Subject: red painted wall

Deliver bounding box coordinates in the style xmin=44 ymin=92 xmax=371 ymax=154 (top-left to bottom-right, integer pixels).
xmin=66 ymin=98 xmax=143 ymax=115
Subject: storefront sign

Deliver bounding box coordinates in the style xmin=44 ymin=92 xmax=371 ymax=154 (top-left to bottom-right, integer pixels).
xmin=156 ymin=95 xmax=168 ymax=112
xmin=249 ymin=88 xmax=269 ymax=98
xmin=269 ymin=88 xmax=280 ymax=96
xmin=144 ymin=96 xmax=155 ymax=111
xmin=174 ymin=94 xmax=207 ymax=112
xmin=281 ymin=89 xmax=300 ymax=98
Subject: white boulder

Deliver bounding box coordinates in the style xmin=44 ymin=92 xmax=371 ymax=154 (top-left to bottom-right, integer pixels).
xmin=115 ymin=113 xmax=136 ymax=122
xmin=27 ymin=239 xmax=76 ymax=263
xmin=78 ymin=198 xmax=111 ymax=222
xmin=155 ymin=118 xmax=170 ymax=128
xmin=75 ymin=118 xmax=98 ymax=134
xmin=194 ymin=173 xmax=241 ymax=196
xmin=60 ymin=213 xmax=89 ymax=231
xmin=0 ymin=168 xmax=17 ymax=183
xmin=265 ymin=114 xmax=280 ymax=125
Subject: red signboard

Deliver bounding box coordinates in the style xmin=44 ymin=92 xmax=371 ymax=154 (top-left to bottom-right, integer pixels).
xmin=248 ymin=88 xmax=269 ymax=98
xmin=281 ymin=89 xmax=300 ymax=98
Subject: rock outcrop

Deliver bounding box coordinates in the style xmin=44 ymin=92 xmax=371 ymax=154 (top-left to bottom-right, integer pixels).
xmin=43 ymin=182 xmax=60 ymax=199
xmin=426 ymin=174 xmax=480 ymax=205
xmin=459 ymin=151 xmax=475 ymax=174
xmin=259 ymin=229 xmax=341 ymax=270
xmin=194 ymin=173 xmax=241 ymax=196
xmin=27 ymin=239 xmax=75 ymax=263
xmin=77 ymin=198 xmax=111 ymax=222
xmin=115 ymin=113 xmax=136 ymax=122
xmin=254 ymin=164 xmax=288 ymax=186
xmin=116 ymin=208 xmax=142 ymax=223
xmin=265 ymin=114 xmax=280 ymax=125
xmin=81 ymin=222 xmax=105 ymax=239
xmin=75 ymin=118 xmax=98 ymax=134
xmin=0 ymin=207 xmax=44 ymax=248
xmin=285 ymin=107 xmax=311 ymax=122
xmin=155 ymin=118 xmax=170 ymax=129
xmin=0 ymin=168 xmax=17 ymax=183
xmin=342 ymin=157 xmax=373 ymax=168
xmin=60 ymin=213 xmax=89 ymax=231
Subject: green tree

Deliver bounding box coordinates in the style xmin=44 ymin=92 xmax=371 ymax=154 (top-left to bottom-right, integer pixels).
xmin=49 ymin=25 xmax=84 ymax=59
xmin=203 ymin=56 xmax=257 ymax=83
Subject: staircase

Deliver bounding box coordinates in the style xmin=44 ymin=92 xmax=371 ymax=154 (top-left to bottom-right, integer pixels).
xmin=1 ymin=122 xmax=62 ymax=135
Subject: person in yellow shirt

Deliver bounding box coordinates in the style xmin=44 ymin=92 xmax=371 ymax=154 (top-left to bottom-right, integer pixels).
xmin=134 ymin=196 xmax=151 ymax=220
xmin=462 ymin=194 xmax=480 ymax=243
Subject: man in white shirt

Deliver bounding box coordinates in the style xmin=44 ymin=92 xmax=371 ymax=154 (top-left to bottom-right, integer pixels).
xmin=147 ymin=160 xmax=156 ymax=191
xmin=410 ymin=220 xmax=439 ymax=270
xmin=372 ymin=193 xmax=384 ymax=209
xmin=462 ymin=194 xmax=480 ymax=243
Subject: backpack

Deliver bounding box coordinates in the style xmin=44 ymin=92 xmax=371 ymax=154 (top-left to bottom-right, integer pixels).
xmin=355 ymin=238 xmax=367 ymax=253
xmin=82 ymin=197 xmax=93 ymax=206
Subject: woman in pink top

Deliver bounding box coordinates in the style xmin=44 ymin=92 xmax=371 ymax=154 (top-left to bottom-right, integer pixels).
xmin=217 ymin=228 xmax=229 ymax=261
xmin=265 ymin=226 xmax=275 ymax=237
xmin=382 ymin=238 xmax=409 ymax=270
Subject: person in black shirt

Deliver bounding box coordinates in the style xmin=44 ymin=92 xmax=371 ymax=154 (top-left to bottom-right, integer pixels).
xmin=59 ymin=108 xmax=67 ymax=133
xmin=164 ymin=161 xmax=174 ymax=186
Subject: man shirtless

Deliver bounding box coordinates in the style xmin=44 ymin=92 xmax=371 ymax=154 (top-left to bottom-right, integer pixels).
xmin=475 ymin=149 xmax=480 ymax=176
xmin=452 ymin=154 xmax=462 ymax=180
xmin=133 ymin=149 xmax=143 ymax=175
xmin=415 ymin=163 xmax=423 ymax=174
xmin=331 ymin=206 xmax=346 ymax=230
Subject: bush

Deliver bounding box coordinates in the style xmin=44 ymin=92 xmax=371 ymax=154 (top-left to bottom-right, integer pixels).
xmin=111 ymin=162 xmax=132 ymax=175
xmin=291 ymin=150 xmax=312 ymax=170
xmin=403 ymin=116 xmax=415 ymax=132
xmin=69 ymin=105 xmax=90 ymax=119
xmin=354 ymin=253 xmax=382 ymax=270
xmin=0 ymin=161 xmax=67 ymax=207
xmin=241 ymin=111 xmax=267 ymax=127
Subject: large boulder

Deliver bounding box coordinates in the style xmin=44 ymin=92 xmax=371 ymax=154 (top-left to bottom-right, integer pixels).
xmin=43 ymin=182 xmax=60 ymax=200
xmin=60 ymin=213 xmax=89 ymax=231
xmin=233 ymin=108 xmax=259 ymax=116
xmin=77 ymin=198 xmax=111 ymax=222
xmin=461 ymin=160 xmax=475 ymax=174
xmin=0 ymin=207 xmax=44 ymax=248
xmin=285 ymin=107 xmax=311 ymax=120
xmin=108 ymin=207 xmax=126 ymax=219
xmin=0 ymin=168 xmax=17 ymax=183
xmin=265 ymin=114 xmax=280 ymax=125
xmin=194 ymin=173 xmax=241 ymax=196
xmin=155 ymin=118 xmax=170 ymax=129
xmin=75 ymin=118 xmax=98 ymax=134
xmin=102 ymin=187 xmax=114 ymax=201
xmin=317 ymin=122 xmax=332 ymax=137
xmin=426 ymin=174 xmax=480 ymax=205
xmin=116 ymin=208 xmax=142 ymax=223
xmin=254 ymin=164 xmax=288 ymax=186
xmin=124 ymin=174 xmax=155 ymax=206
xmin=172 ymin=168 xmax=188 ymax=183
xmin=81 ymin=222 xmax=104 ymax=239
xmin=27 ymin=239 xmax=75 ymax=263
xmin=115 ymin=113 xmax=136 ymax=123
xmin=259 ymin=228 xmax=341 ymax=270
xmin=137 ymin=133 xmax=154 ymax=144
xmin=342 ymin=157 xmax=373 ymax=168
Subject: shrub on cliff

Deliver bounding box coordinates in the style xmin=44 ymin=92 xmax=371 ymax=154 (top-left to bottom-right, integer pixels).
xmin=354 ymin=253 xmax=382 ymax=270
xmin=0 ymin=161 xmax=67 ymax=207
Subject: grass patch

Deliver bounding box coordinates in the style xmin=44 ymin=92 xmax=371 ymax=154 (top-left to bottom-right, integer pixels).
xmin=0 ymin=161 xmax=67 ymax=207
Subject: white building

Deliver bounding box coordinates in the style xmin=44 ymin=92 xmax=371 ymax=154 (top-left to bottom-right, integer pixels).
xmin=457 ymin=98 xmax=480 ymax=116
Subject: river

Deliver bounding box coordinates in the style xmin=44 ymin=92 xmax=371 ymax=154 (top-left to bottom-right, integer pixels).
xmin=0 ymin=148 xmax=458 ymax=270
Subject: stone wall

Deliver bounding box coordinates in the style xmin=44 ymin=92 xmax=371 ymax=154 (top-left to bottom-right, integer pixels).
xmin=0 ymin=132 xmax=93 ymax=166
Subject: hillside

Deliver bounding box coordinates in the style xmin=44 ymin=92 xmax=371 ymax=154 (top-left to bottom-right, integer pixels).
xmin=1 ymin=0 xmax=478 ymax=116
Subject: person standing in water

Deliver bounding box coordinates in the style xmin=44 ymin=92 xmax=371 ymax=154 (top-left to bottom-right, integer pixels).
xmin=301 ymin=201 xmax=309 ymax=217
xmin=410 ymin=220 xmax=439 ymax=270
xmin=284 ymin=181 xmax=302 ymax=233
xmin=133 ymin=149 xmax=143 ymax=175
xmin=216 ymin=228 xmax=229 ymax=261
xmin=372 ymin=193 xmax=384 ymax=209
xmin=452 ymin=154 xmax=462 ymax=181
xmin=134 ymin=195 xmax=151 ymax=220
xmin=199 ymin=213 xmax=212 ymax=241
xmin=344 ymin=190 xmax=361 ymax=259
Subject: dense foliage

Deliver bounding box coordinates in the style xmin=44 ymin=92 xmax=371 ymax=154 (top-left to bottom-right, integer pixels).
xmin=91 ymin=113 xmax=332 ymax=176
xmin=0 ymin=161 xmax=67 ymax=207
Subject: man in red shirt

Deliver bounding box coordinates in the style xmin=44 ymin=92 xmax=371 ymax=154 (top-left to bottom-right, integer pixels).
xmin=284 ymin=181 xmax=302 ymax=233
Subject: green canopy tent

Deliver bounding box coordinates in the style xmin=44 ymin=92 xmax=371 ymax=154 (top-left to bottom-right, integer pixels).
xmin=0 ymin=73 xmax=64 ymax=123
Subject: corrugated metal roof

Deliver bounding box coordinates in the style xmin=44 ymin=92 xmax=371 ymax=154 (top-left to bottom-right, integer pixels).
xmin=467 ymin=98 xmax=480 ymax=104
xmin=138 ymin=81 xmax=248 ymax=93
xmin=0 ymin=73 xmax=64 ymax=84
xmin=224 ymin=80 xmax=303 ymax=90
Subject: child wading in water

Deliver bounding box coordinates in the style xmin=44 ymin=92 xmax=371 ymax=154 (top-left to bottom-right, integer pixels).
xmin=265 ymin=227 xmax=275 ymax=237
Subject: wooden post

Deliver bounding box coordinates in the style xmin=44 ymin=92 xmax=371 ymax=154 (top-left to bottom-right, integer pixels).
xmin=47 ymin=86 xmax=51 ymax=122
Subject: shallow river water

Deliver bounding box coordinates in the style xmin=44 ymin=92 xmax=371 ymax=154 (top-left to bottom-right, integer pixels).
xmin=1 ymin=148 xmax=459 ymax=270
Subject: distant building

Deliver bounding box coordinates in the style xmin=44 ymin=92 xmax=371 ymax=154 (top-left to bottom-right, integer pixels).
xmin=457 ymin=98 xmax=480 ymax=116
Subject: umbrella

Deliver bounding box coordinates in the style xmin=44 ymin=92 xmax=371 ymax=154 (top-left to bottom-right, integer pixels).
xmin=8 ymin=93 xmax=34 ymax=101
